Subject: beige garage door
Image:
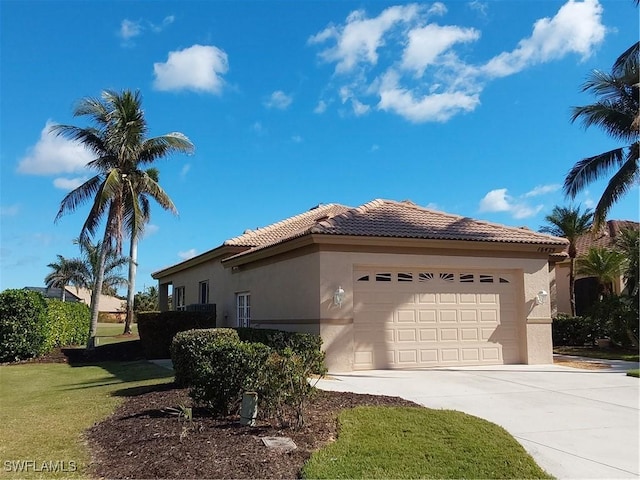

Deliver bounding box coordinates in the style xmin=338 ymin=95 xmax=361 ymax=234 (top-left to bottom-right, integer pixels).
xmin=353 ymin=268 xmax=520 ymax=369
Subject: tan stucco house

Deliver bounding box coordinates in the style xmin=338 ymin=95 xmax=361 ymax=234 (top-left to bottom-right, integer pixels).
xmin=152 ymin=199 xmax=568 ymax=372
xmin=550 ymin=220 xmax=638 ymax=317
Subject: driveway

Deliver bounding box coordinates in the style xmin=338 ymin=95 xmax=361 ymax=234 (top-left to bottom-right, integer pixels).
xmin=316 ymin=360 xmax=639 ymax=479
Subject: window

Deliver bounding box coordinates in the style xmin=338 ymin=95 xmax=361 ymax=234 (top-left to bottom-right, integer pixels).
xmin=357 ymin=275 xmax=370 ymax=282
xmin=199 ymin=281 xmax=209 ymax=304
xmin=397 ymin=272 xmax=413 ymax=282
xmin=375 ymin=273 xmax=392 ymax=282
xmin=479 ymin=274 xmax=494 ymax=283
xmin=460 ymin=274 xmax=474 ymax=283
xmin=175 ymin=286 xmax=185 ymax=311
xmin=237 ymin=292 xmax=251 ymax=327
xmin=419 ymin=272 xmax=434 ymax=282
xmin=440 ymin=273 xmax=454 ymax=282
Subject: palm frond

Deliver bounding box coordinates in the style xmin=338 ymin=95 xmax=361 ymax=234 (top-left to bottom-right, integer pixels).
xmin=592 ymin=151 xmax=640 ymax=229
xmin=563 ymin=148 xmax=626 ymax=198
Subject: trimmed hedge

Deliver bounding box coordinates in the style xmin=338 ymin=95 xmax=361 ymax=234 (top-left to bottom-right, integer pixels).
xmin=44 ymin=299 xmax=90 ymax=351
xmin=0 ymin=289 xmax=48 ymax=362
xmin=137 ymin=310 xmax=216 ymax=359
xmin=171 ymin=328 xmax=240 ymax=386
xmin=552 ymin=314 xmax=604 ymax=346
xmin=236 ymin=327 xmax=326 ymax=375
xmin=190 ymin=339 xmax=273 ymax=416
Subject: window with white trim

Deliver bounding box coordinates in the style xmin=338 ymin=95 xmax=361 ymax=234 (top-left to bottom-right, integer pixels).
xmin=175 ymin=286 xmax=186 ymax=311
xmin=237 ymin=292 xmax=251 ymax=327
xmin=199 ymin=281 xmax=209 ymax=304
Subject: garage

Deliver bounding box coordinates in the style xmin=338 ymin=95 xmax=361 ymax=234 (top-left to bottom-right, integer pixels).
xmin=353 ymin=268 xmax=521 ymax=369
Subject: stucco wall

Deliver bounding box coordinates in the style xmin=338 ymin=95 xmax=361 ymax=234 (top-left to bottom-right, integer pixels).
xmin=554 ymin=263 xmax=572 ymax=315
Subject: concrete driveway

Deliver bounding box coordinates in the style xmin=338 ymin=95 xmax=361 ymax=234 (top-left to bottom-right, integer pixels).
xmin=316 ymin=360 xmax=639 ymax=479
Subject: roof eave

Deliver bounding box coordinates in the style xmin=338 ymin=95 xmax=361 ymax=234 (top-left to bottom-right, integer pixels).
xmin=152 ymin=244 xmax=248 ymax=279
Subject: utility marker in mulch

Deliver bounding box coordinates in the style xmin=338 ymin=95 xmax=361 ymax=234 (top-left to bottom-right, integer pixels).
xmin=261 ymin=436 xmax=297 ymax=451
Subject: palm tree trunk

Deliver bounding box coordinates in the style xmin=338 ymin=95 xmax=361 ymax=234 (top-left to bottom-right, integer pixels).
xmin=569 ymin=257 xmax=576 ymax=316
xmin=61 ymin=286 xmax=66 ymax=302
xmin=87 ymin=231 xmax=110 ymax=349
xmin=123 ymin=234 xmax=138 ymax=335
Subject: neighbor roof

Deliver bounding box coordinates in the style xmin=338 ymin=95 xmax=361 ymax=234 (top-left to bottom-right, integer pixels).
xmin=573 ymin=220 xmax=639 ymax=257
xmin=223 ymin=199 xmax=568 ymax=261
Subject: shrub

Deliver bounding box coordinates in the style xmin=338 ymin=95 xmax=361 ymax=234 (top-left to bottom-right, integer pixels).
xmin=0 ymin=289 xmax=48 ymax=362
xmin=171 ymin=328 xmax=240 ymax=386
xmin=190 ymin=339 xmax=272 ymax=416
xmin=43 ymin=300 xmax=90 ymax=350
xmin=137 ymin=310 xmax=216 ymax=359
xmin=588 ymin=295 xmax=639 ymax=348
xmin=235 ymin=327 xmax=326 ymax=375
xmin=552 ymin=314 xmax=605 ymax=346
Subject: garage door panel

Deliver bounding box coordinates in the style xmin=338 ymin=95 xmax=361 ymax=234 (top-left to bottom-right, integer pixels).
xmin=353 ymin=268 xmax=521 ymax=369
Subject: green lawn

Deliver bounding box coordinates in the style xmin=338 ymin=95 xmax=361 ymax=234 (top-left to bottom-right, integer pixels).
xmin=627 ymin=369 xmax=639 ymax=378
xmin=554 ymin=346 xmax=639 ymax=362
xmin=302 ymin=406 xmax=552 ymax=479
xmin=94 ymin=322 xmax=138 ymax=346
xmin=0 ymin=361 xmax=172 ymax=479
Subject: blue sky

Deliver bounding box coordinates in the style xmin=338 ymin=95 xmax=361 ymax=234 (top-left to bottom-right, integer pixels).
xmin=1 ymin=0 xmax=638 ymax=293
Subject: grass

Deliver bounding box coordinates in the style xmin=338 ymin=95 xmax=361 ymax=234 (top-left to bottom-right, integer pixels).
xmin=301 ymin=406 xmax=552 ymax=479
xmin=554 ymin=346 xmax=639 ymax=362
xmin=94 ymin=322 xmax=138 ymax=346
xmin=627 ymin=369 xmax=639 ymax=378
xmin=0 ymin=361 xmax=172 ymax=479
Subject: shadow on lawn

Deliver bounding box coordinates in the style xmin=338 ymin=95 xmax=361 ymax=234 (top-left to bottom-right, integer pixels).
xmin=61 ymin=340 xmax=175 ymax=396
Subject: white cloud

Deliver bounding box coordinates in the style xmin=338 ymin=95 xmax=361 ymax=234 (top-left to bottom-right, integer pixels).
xmin=143 ymin=224 xmax=159 ymax=237
xmin=308 ymin=4 xmax=421 ymax=73
xmin=483 ymin=0 xmax=605 ymax=77
xmin=378 ymin=70 xmax=480 ymax=123
xmin=264 ymin=90 xmax=293 ymax=110
xmin=479 ymin=188 xmax=544 ymax=219
xmin=352 ymin=99 xmax=370 ymax=116
xmin=118 ymin=15 xmax=174 ymax=44
xmin=119 ymin=19 xmax=142 ymax=40
xmin=402 ymin=24 xmax=480 ymax=76
xmin=153 ymin=45 xmax=229 ymax=94
xmin=178 ymin=248 xmax=197 ymax=260
xmin=180 ymin=164 xmax=191 ymax=178
xmin=252 ymin=121 xmax=264 ymax=134
xmin=314 ymin=100 xmax=327 ymax=114
xmin=0 ymin=204 xmax=20 ymax=216
xmin=524 ymin=184 xmax=561 ymax=197
xmin=17 ymin=121 xmax=93 ymax=175
xmin=53 ymin=176 xmax=87 ymax=191
xmin=467 ymin=1 xmax=488 ymax=17
xmin=309 ymin=0 xmax=607 ymax=124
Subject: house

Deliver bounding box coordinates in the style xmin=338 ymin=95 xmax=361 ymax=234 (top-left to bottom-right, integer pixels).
xmin=551 ymin=220 xmax=639 ymax=317
xmin=152 ymin=199 xmax=568 ymax=372
xmin=24 ymin=286 xmax=126 ymax=321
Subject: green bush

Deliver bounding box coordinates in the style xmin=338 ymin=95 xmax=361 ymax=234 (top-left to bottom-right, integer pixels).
xmin=171 ymin=328 xmax=240 ymax=386
xmin=0 ymin=289 xmax=48 ymax=362
xmin=235 ymin=327 xmax=326 ymax=375
xmin=137 ymin=310 xmax=216 ymax=359
xmin=552 ymin=314 xmax=604 ymax=346
xmin=588 ymin=296 xmax=639 ymax=348
xmin=44 ymin=300 xmax=90 ymax=351
xmin=190 ymin=339 xmax=272 ymax=416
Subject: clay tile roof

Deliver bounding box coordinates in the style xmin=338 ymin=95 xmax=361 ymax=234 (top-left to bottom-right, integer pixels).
xmin=224 ymin=199 xmax=567 ymax=260
xmin=224 ymin=203 xmax=351 ymax=247
xmin=310 ymin=199 xmax=568 ymax=244
xmin=573 ymin=220 xmax=639 ymax=256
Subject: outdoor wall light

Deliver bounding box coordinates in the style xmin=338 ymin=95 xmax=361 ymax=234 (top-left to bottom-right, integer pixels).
xmin=333 ymin=286 xmax=345 ymax=308
xmin=535 ymin=290 xmax=548 ymax=306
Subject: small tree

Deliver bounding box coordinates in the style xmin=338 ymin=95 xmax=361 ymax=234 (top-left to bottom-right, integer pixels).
xmin=540 ymin=206 xmax=593 ymax=315
xmin=576 ymin=247 xmax=627 ymax=298
xmin=44 ymin=255 xmax=86 ymax=301
xmin=134 ymin=285 xmax=159 ymax=313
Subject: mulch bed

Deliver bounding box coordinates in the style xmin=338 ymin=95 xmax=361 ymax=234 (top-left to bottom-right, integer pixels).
xmin=86 ymin=385 xmax=418 ymax=479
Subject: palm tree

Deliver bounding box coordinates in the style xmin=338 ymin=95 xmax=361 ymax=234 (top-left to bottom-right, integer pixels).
xmin=564 ymin=42 xmax=639 ymax=229
xmin=122 ymin=167 xmax=176 ymax=335
xmin=74 ymin=238 xmax=128 ymax=307
xmin=53 ymin=90 xmax=193 ymax=347
xmin=44 ymin=255 xmax=85 ymax=301
xmin=540 ymin=206 xmax=593 ymax=316
xmin=576 ymin=247 xmax=628 ymax=298
xmin=616 ymin=226 xmax=640 ymax=298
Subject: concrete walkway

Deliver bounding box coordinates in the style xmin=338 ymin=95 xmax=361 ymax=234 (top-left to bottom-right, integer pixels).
xmin=316 ymin=359 xmax=639 ymax=479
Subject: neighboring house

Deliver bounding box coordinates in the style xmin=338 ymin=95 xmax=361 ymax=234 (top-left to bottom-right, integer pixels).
xmin=24 ymin=286 xmax=126 ymax=321
xmin=24 ymin=286 xmax=82 ymax=302
xmin=152 ymin=199 xmax=567 ymax=372
xmin=551 ymin=220 xmax=639 ymax=317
